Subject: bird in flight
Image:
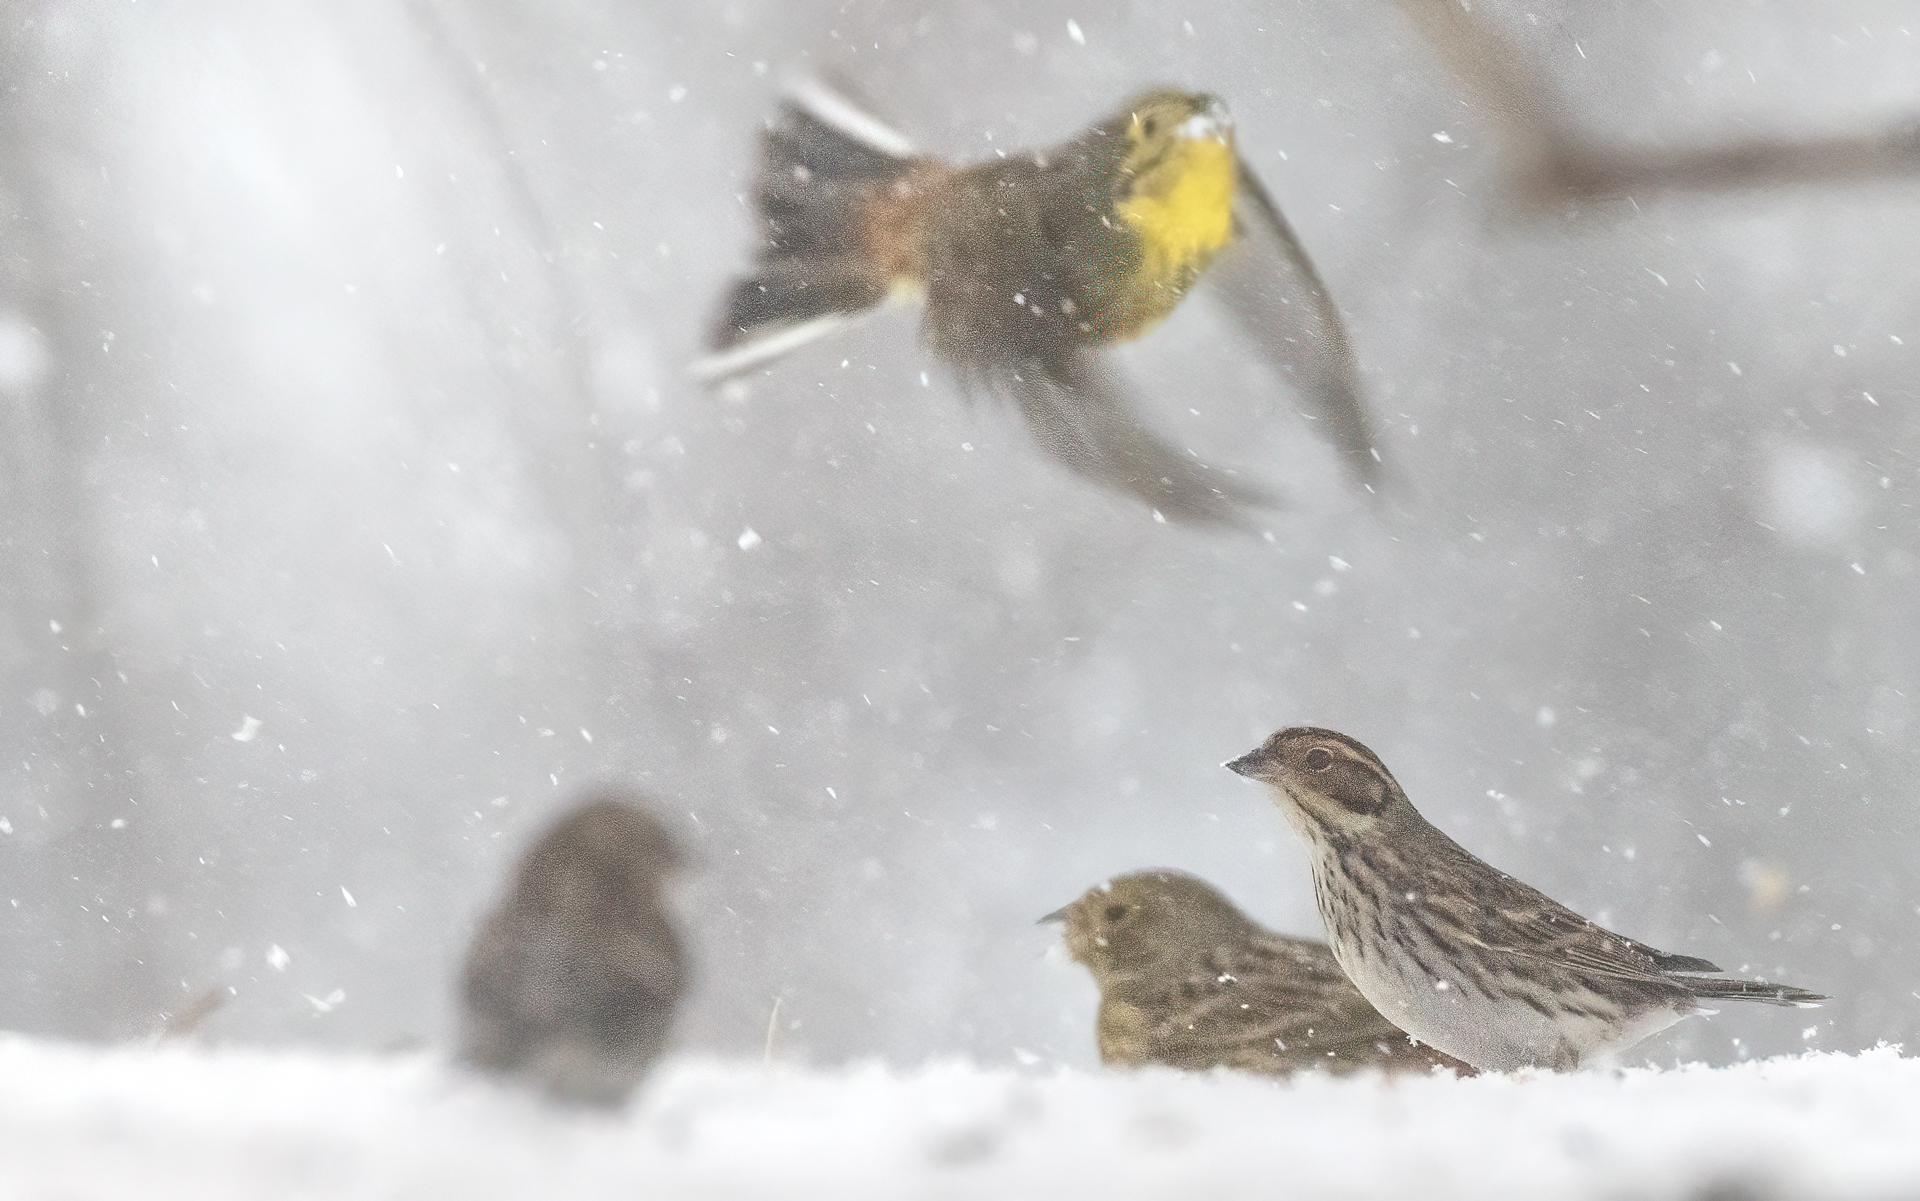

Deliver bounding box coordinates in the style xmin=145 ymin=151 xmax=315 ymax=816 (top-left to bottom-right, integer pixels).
xmin=694 ymin=79 xmax=1380 ymax=526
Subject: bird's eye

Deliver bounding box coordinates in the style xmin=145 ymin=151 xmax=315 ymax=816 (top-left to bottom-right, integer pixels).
xmin=1306 ymin=747 xmax=1333 ymax=771
xmin=1103 ymin=903 xmax=1129 ymax=922
xmin=1139 ymin=116 xmax=1158 ymax=138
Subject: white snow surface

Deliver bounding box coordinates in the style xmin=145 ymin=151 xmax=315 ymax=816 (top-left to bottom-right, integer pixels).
xmin=4 ymin=1037 xmax=1917 ymax=1200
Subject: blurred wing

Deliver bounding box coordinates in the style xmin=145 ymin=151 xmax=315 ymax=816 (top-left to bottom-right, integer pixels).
xmin=992 ymin=350 xmax=1278 ymax=527
xmin=1211 ymin=157 xmax=1380 ymax=487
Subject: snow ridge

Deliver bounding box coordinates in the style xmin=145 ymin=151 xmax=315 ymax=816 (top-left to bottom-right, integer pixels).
xmin=3 ymin=1036 xmax=1915 ymax=1200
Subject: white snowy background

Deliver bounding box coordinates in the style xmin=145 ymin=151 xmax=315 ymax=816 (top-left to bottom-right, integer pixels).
xmin=8 ymin=1038 xmax=1920 ymax=1199
xmin=2 ymin=0 xmax=1919 ymax=1191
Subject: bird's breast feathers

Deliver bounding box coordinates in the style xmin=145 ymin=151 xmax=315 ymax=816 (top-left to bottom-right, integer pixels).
xmin=1115 ymin=137 xmax=1237 ymax=296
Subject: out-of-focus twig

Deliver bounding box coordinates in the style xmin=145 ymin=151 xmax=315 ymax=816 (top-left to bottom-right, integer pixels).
xmin=1389 ymin=0 xmax=1920 ymax=204
xmin=1526 ymin=120 xmax=1920 ymax=201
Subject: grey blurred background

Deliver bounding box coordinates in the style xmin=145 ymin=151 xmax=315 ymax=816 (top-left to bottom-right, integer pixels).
xmin=1 ymin=0 xmax=1914 ymax=1068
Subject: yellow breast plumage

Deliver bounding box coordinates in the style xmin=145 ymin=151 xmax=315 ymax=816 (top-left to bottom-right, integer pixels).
xmin=1103 ymin=100 xmax=1239 ymax=342
xmin=1118 ymin=136 xmax=1237 ymax=287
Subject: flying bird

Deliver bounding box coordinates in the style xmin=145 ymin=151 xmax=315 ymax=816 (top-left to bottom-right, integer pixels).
xmin=1046 ymin=868 xmax=1471 ymax=1077
xmin=1227 ymin=727 xmax=1825 ymax=1072
xmin=694 ymin=80 xmax=1379 ymax=525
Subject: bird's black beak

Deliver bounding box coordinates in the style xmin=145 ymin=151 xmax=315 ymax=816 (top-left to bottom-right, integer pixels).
xmin=1223 ymin=748 xmax=1265 ymax=778
xmin=1037 ymin=905 xmax=1070 ymax=926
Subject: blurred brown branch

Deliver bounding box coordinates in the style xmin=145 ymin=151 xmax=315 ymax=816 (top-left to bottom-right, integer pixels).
xmin=1391 ymin=0 xmax=1920 ymax=203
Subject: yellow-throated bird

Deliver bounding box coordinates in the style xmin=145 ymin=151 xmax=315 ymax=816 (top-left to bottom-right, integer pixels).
xmin=692 ymin=80 xmax=1379 ymax=526
xmin=1045 ymin=869 xmax=1473 ymax=1078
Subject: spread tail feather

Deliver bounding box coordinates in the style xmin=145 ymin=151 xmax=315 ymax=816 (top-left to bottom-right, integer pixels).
xmin=1674 ymin=974 xmax=1827 ymax=1008
xmin=695 ymin=79 xmax=919 ymax=381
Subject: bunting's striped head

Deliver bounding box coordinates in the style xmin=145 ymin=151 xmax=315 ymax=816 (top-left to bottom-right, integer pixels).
xmin=1225 ymin=726 xmax=1409 ymax=839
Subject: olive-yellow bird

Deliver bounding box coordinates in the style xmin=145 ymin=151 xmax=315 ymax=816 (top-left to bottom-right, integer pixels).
xmin=1045 ymin=869 xmax=1471 ymax=1077
xmin=694 ymin=81 xmax=1379 ymax=525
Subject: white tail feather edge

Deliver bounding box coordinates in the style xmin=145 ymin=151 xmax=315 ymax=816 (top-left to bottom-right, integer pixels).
xmin=687 ymin=315 xmax=859 ymax=383
xmin=783 ymin=76 xmax=917 ymax=159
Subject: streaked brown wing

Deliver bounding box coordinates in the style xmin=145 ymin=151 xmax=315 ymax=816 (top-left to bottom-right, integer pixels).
xmin=1419 ymin=837 xmax=1717 ymax=983
xmin=1500 ymin=904 xmax=1721 ymax=977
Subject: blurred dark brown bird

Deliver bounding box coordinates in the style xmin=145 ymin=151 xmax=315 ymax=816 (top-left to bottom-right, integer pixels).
xmin=458 ymin=793 xmax=686 ymax=1106
xmin=693 ymin=79 xmax=1379 ymax=526
xmin=1045 ymin=868 xmax=1471 ymax=1077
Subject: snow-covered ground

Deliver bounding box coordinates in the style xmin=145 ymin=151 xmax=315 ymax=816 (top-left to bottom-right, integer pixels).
xmin=4 ymin=1036 xmax=1916 ymax=1200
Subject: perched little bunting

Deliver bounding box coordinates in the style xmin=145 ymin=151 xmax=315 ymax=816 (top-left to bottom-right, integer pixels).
xmin=1228 ymin=727 xmax=1826 ymax=1072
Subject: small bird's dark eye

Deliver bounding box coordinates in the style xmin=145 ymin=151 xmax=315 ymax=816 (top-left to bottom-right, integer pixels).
xmin=1103 ymin=903 xmax=1129 ymax=922
xmin=1140 ymin=116 xmax=1158 ymax=137
xmin=1306 ymin=747 xmax=1333 ymax=771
